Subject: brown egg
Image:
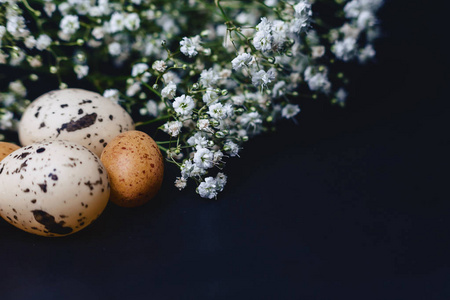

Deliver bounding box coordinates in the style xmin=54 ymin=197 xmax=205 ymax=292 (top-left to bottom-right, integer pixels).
xmin=100 ymin=130 xmax=164 ymax=207
xmin=0 ymin=142 xmax=21 ymax=162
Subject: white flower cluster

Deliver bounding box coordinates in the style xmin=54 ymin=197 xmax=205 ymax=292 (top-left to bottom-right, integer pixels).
xmin=0 ymin=0 xmax=384 ymax=199
xmin=331 ymin=0 xmax=384 ymax=63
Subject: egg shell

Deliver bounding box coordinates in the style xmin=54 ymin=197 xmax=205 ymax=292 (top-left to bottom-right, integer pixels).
xmin=0 ymin=140 xmax=110 ymax=237
xmin=0 ymin=142 xmax=21 ymax=162
xmin=18 ymin=88 xmax=134 ymax=157
xmin=100 ymin=130 xmax=164 ymax=207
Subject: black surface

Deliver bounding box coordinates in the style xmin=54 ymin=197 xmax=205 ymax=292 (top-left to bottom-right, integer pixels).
xmin=1 ymin=1 xmax=449 ymax=299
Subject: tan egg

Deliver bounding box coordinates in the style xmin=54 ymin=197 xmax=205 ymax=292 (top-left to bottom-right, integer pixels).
xmin=0 ymin=142 xmax=21 ymax=162
xmin=100 ymin=130 xmax=164 ymax=207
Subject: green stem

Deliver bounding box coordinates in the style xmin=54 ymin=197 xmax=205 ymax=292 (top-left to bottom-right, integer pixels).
xmin=135 ymin=114 xmax=172 ymax=127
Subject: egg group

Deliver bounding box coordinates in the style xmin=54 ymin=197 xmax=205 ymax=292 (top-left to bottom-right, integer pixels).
xmin=100 ymin=130 xmax=164 ymax=207
xmin=18 ymin=88 xmax=135 ymax=157
xmin=0 ymin=140 xmax=110 ymax=237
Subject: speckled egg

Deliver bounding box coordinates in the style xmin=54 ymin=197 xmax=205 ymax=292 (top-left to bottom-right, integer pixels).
xmin=18 ymin=88 xmax=134 ymax=157
xmin=100 ymin=130 xmax=164 ymax=207
xmin=0 ymin=142 xmax=21 ymax=162
xmin=0 ymin=140 xmax=110 ymax=237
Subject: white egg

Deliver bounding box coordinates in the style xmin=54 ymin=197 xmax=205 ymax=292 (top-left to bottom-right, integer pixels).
xmin=0 ymin=140 xmax=110 ymax=237
xmin=18 ymin=88 xmax=134 ymax=157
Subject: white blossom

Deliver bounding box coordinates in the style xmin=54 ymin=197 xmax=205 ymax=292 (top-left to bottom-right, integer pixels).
xmin=281 ymin=104 xmax=301 ymax=119
xmin=44 ymin=2 xmax=57 ymax=17
xmin=60 ymin=15 xmax=80 ymax=36
xmin=335 ymin=88 xmax=348 ymax=106
xmin=173 ymin=94 xmax=195 ymax=116
xmin=180 ymin=35 xmax=202 ymax=57
xmin=152 ymin=60 xmax=167 ymax=73
xmin=253 ymin=18 xmax=273 ymax=53
xmin=175 ymin=177 xmax=187 ymax=190
xmin=145 ymin=100 xmax=159 ymax=117
xmin=231 ymin=53 xmax=253 ymax=71
xmin=7 ymin=15 xmax=29 ymax=38
xmin=131 ymin=63 xmax=150 ymax=81
xmin=103 ymin=89 xmax=120 ymax=104
xmin=109 ymin=12 xmax=125 ymax=33
xmin=163 ymin=120 xmax=183 ymax=137
xmin=208 ymin=103 xmax=227 ymax=120
xmin=92 ymin=27 xmax=105 ymax=40
xmin=9 ymin=80 xmax=26 ymax=97
xmin=193 ymin=148 xmax=214 ymax=169
xmin=74 ymin=65 xmax=89 ymax=79
xmin=126 ymin=82 xmax=141 ymax=97
xmin=36 ymin=34 xmax=52 ymax=51
xmin=197 ymin=177 xmax=218 ymax=199
xmin=197 ymin=119 xmax=211 ymax=132
xmin=187 ymin=132 xmax=209 ymax=149
xmin=224 ymin=141 xmax=240 ymax=157
xmin=199 ymin=68 xmax=220 ymax=88
xmin=358 ymin=44 xmax=376 ymax=63
xmin=215 ymin=172 xmax=227 ymax=192
xmin=124 ymin=13 xmax=140 ymax=31
xmin=202 ymin=88 xmax=219 ymax=105
xmin=251 ymin=68 xmax=276 ymax=88
xmin=108 ymin=42 xmax=121 ymax=56
xmin=24 ymin=36 xmax=36 ymax=49
xmin=240 ymin=111 xmax=262 ymax=130
xmin=161 ymin=81 xmax=177 ymax=99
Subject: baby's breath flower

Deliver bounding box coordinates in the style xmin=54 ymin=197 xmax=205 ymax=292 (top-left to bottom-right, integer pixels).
xmin=281 ymin=104 xmax=300 ymax=119
xmin=108 ymin=42 xmax=121 ymax=56
xmin=202 ymin=88 xmax=219 ymax=105
xmin=194 ymin=147 xmax=214 ymax=169
xmin=152 ymin=60 xmax=167 ymax=73
xmin=124 ymin=13 xmax=141 ymax=31
xmin=180 ymin=35 xmax=202 ymax=57
xmin=173 ymin=94 xmax=195 ymax=116
xmin=175 ymin=177 xmax=187 ymax=190
xmin=161 ymin=81 xmax=177 ymax=99
xmin=103 ymin=89 xmax=120 ymax=103
xmin=197 ymin=177 xmax=218 ymax=199
xmin=74 ymin=65 xmax=89 ymax=79
xmin=224 ymin=141 xmax=240 ymax=157
xmin=60 ymin=15 xmax=80 ymax=36
xmin=109 ymin=12 xmax=125 ymax=33
xmin=36 ymin=34 xmax=52 ymax=51
xmin=0 ymin=0 xmax=383 ymax=200
xmin=231 ymin=53 xmax=253 ymax=71
xmin=163 ymin=120 xmax=183 ymax=137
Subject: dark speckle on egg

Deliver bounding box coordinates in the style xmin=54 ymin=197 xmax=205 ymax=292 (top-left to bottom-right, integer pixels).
xmin=31 ymin=210 xmax=73 ymax=235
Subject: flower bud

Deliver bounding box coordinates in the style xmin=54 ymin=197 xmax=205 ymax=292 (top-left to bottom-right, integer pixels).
xmin=215 ymin=131 xmax=226 ymax=139
xmin=235 ymin=108 xmax=245 ymax=115
xmin=210 ymin=119 xmax=220 ymax=128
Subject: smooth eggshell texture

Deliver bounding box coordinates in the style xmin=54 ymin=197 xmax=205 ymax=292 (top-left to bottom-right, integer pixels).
xmin=0 ymin=142 xmax=21 ymax=162
xmin=0 ymin=140 xmax=110 ymax=237
xmin=18 ymin=88 xmax=134 ymax=157
xmin=100 ymin=130 xmax=164 ymax=207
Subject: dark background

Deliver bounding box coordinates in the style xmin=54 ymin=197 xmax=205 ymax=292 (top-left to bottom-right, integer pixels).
xmin=1 ymin=0 xmax=449 ymax=299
